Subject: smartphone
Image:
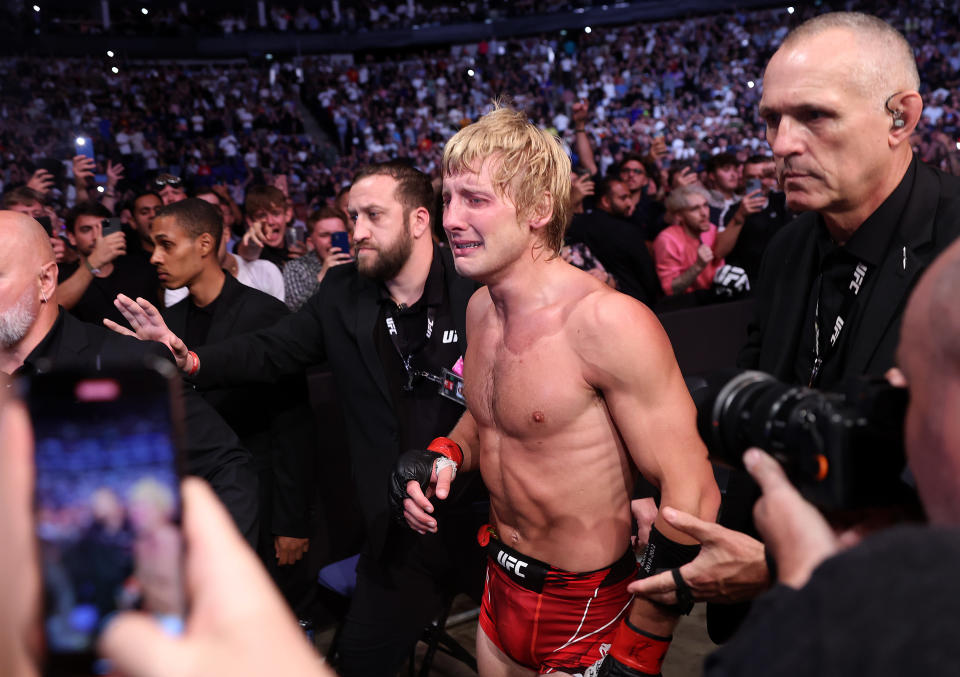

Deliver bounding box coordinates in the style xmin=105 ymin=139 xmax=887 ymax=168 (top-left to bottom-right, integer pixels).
xmin=26 ymin=363 xmax=186 ymax=676
xmin=74 ymin=136 xmax=94 ymax=161
xmin=101 ymin=217 xmax=123 ymax=237
xmin=745 ymin=178 xmax=764 ymax=195
xmin=331 ymin=230 xmax=351 ymax=256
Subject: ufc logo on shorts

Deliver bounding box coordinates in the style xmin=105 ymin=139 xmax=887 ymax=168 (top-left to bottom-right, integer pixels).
xmin=497 ymin=550 xmax=528 ymax=578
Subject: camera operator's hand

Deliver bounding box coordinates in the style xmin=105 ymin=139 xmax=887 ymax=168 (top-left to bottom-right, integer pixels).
xmin=99 ymin=479 xmax=332 ymax=677
xmin=745 ymin=447 xmax=840 ymax=588
xmin=105 ymin=295 xmax=191 ymax=372
xmin=628 ymin=506 xmax=770 ymax=605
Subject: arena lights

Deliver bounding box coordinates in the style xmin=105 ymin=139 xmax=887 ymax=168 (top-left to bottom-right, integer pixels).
xmin=787 ymin=6 xmax=795 ymax=14
xmin=467 ymin=69 xmax=475 ymax=78
xmin=106 ymin=50 xmax=114 ymax=58
xmin=141 ymin=7 xmax=148 ymax=15
xmin=32 ymin=4 xmax=40 ymax=11
xmin=111 ymin=66 xmax=119 ymax=74
xmin=584 ymin=26 xmax=592 ymax=34
xmin=747 ymin=80 xmax=756 ymax=88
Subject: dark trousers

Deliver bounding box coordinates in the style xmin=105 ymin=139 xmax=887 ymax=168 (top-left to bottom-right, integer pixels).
xmin=337 ymin=520 xmax=485 ymax=677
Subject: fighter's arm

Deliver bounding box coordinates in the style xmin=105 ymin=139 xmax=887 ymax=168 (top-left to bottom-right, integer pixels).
xmin=577 ymin=291 xmax=720 ymax=674
xmin=579 ymin=292 xmax=720 ymax=536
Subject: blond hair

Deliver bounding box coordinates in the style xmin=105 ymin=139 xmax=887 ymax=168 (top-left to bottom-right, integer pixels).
xmin=442 ymin=106 xmax=571 ymax=255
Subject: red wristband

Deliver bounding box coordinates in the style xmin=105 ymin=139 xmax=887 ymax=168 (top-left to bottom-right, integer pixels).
xmin=427 ymin=437 xmax=463 ymax=466
xmin=186 ymin=351 xmax=200 ymax=376
xmin=608 ymin=619 xmax=672 ymax=675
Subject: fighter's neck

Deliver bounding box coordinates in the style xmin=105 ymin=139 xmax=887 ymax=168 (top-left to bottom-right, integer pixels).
xmin=384 ymin=240 xmax=434 ymax=308
xmin=485 ymin=254 xmax=561 ymax=317
xmin=0 ymin=306 xmax=58 ymax=375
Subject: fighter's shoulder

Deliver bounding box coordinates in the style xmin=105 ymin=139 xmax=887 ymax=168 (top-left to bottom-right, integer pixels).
xmin=567 ymin=286 xmax=667 ymax=360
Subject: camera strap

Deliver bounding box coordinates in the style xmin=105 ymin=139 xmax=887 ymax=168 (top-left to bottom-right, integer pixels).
xmin=810 ymin=261 xmax=870 ymax=387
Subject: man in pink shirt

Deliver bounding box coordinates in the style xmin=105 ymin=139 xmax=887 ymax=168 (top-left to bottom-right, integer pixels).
xmin=653 ymin=185 xmax=724 ymax=295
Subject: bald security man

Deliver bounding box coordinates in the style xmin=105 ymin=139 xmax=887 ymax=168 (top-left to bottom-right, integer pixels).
xmin=737 ymin=11 xmax=960 ymax=389
xmin=0 ymin=211 xmax=259 ymax=543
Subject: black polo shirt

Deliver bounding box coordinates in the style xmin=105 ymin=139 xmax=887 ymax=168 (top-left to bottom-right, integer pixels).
xmin=12 ymin=310 xmax=66 ymax=377
xmin=374 ymin=245 xmax=466 ymax=453
xmin=794 ymin=158 xmax=917 ymax=388
xmin=723 ymin=192 xmax=793 ymax=283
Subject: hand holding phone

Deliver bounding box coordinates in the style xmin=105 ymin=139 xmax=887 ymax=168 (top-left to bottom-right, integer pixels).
xmin=28 ymin=366 xmax=186 ymax=675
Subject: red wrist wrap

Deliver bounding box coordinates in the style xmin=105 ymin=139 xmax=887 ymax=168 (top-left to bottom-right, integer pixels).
xmin=609 ymin=619 xmax=671 ymax=675
xmin=186 ymin=351 xmax=200 ymax=376
xmin=427 ymin=437 xmax=463 ymax=466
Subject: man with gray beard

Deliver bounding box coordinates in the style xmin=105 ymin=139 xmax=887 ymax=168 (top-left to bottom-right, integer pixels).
xmin=0 ymin=210 xmax=259 ymax=543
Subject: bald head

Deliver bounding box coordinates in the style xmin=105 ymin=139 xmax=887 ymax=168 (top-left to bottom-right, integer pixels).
xmin=905 ymin=238 xmax=960 ymax=376
xmin=777 ymin=12 xmax=919 ymax=103
xmin=0 ymin=211 xmax=56 ymax=268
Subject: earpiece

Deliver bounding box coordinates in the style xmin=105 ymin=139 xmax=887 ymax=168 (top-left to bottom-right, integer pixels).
xmin=885 ymin=92 xmax=906 ymax=129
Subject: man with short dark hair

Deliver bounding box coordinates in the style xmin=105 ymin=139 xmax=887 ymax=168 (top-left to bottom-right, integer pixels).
xmin=565 ymin=176 xmax=662 ymax=305
xmin=57 ymin=201 xmax=159 ymax=326
xmin=149 ymin=198 xmax=316 ymax=613
xmin=719 ymin=155 xmax=793 ymax=283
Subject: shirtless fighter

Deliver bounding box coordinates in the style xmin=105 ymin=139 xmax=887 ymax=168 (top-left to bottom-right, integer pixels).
xmin=392 ymin=107 xmax=720 ymax=676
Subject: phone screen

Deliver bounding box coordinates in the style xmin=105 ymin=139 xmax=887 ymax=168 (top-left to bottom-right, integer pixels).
xmin=74 ymin=136 xmax=94 ymax=161
xmin=26 ymin=365 xmax=185 ymax=675
xmin=330 ymin=230 xmax=351 ymax=255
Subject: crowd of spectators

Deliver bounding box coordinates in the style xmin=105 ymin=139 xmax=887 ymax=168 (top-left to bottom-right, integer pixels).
xmin=4 ymin=0 xmax=960 ymax=222
xmin=23 ymin=0 xmax=608 ymax=38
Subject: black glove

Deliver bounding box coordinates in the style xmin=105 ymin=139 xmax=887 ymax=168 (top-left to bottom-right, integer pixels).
xmin=388 ymin=448 xmax=445 ymax=525
xmin=598 ymin=654 xmax=660 ymax=677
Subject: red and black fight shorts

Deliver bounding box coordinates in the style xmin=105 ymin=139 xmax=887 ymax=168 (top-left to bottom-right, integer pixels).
xmin=479 ymin=537 xmax=636 ymax=674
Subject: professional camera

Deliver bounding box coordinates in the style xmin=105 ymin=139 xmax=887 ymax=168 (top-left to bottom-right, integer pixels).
xmin=691 ymin=370 xmax=910 ymax=509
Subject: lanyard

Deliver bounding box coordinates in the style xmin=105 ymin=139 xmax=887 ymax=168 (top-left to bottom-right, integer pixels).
xmin=809 ymin=261 xmax=869 ymax=387
xmin=385 ymin=305 xmax=439 ymax=391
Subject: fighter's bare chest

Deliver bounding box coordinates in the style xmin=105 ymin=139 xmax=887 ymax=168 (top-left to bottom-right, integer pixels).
xmin=463 ymin=322 xmax=593 ymax=437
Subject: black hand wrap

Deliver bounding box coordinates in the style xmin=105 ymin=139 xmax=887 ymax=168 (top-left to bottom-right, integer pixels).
xmin=389 ymin=448 xmax=445 ymax=524
xmin=637 ymin=525 xmax=701 ymax=615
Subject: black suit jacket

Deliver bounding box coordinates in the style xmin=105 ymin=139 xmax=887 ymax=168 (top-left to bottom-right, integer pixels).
xmin=163 ymin=274 xmax=314 ymax=538
xmin=738 ymin=160 xmax=960 ymax=383
xmin=193 ymin=247 xmax=478 ymax=549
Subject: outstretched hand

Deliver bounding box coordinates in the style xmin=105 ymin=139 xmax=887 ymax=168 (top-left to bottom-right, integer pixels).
xmin=105 ymin=295 xmax=190 ymax=371
xmin=628 ymin=505 xmax=770 ymax=605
